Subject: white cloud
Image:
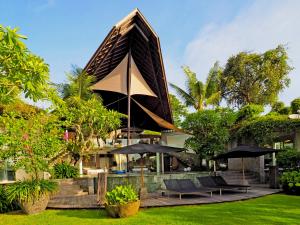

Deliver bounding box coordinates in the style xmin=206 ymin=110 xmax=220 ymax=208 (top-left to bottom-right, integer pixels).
xmin=183 ymin=0 xmax=300 ymax=104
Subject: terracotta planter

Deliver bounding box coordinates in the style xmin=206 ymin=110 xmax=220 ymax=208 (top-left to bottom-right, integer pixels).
xmin=105 ymin=200 xmax=140 ymax=218
xmin=19 ymin=195 xmax=50 ymax=214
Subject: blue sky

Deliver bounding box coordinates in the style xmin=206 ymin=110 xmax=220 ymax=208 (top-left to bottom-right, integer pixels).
xmin=1 ymin=0 xmax=299 ymax=105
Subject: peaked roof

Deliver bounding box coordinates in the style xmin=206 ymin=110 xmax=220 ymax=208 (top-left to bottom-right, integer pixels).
xmin=84 ymin=9 xmax=173 ymax=131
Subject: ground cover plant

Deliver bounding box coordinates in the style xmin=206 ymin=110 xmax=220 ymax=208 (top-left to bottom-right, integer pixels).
xmin=0 ymin=194 xmax=299 ymax=225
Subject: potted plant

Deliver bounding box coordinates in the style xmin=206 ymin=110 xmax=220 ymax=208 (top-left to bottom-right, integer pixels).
xmin=0 ymin=112 xmax=65 ymax=214
xmin=6 ymin=179 xmax=57 ymax=214
xmin=105 ymin=185 xmax=140 ymax=218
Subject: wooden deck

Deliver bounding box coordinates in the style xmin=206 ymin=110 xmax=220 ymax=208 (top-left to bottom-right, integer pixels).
xmin=47 ymin=185 xmax=281 ymax=209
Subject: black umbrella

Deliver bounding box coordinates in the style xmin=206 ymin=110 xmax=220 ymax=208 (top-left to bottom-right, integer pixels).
xmin=213 ymin=145 xmax=278 ymax=184
xmin=110 ymin=143 xmax=185 ymax=155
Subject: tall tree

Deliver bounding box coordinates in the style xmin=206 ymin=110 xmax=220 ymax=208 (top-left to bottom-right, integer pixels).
xmin=169 ymin=62 xmax=222 ymax=111
xmin=221 ymin=45 xmax=292 ymax=108
xmin=182 ymin=109 xmax=236 ymax=160
xmin=169 ymin=94 xmax=188 ymax=127
xmin=0 ymin=25 xmax=50 ymax=103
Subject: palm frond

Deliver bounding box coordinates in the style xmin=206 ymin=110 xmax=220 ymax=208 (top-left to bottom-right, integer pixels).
xmin=169 ymin=82 xmax=195 ymax=108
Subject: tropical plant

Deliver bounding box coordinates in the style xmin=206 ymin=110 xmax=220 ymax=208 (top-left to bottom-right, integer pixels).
xmin=0 ymin=112 xmax=65 ymax=179
xmin=0 ymin=25 xmax=51 ymax=103
xmin=57 ymin=66 xmax=95 ymax=101
xmin=0 ymin=185 xmax=19 ymax=213
xmin=53 ymin=162 xmax=79 ymax=179
xmin=169 ymin=94 xmax=188 ymax=127
xmin=182 ymin=109 xmax=236 ymax=160
xmin=169 ymin=62 xmax=222 ymax=111
xmin=6 ymin=179 xmax=57 ymax=203
xmin=106 ymin=185 xmax=138 ymax=205
xmin=221 ymin=45 xmax=292 ymax=107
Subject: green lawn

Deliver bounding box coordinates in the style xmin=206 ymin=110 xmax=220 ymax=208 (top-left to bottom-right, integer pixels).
xmin=1 ymin=194 xmax=300 ymax=225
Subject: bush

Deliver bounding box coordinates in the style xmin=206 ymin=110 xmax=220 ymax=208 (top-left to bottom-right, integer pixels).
xmin=53 ymin=162 xmax=79 ymax=179
xmin=6 ymin=179 xmax=58 ymax=203
xmin=291 ymin=98 xmax=300 ymax=114
xmin=277 ymin=148 xmax=300 ymax=169
xmin=0 ymin=185 xmax=19 ymax=213
xmin=236 ymin=104 xmax=264 ymax=122
xmin=106 ymin=185 xmax=138 ymax=205
xmin=280 ymin=171 xmax=300 ymax=195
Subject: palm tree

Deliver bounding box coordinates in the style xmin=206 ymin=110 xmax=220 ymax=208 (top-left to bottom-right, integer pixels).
xmin=58 ymin=65 xmax=96 ymax=101
xmin=169 ymin=62 xmax=222 ymax=111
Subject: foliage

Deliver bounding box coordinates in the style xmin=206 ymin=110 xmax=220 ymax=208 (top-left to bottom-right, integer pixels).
xmin=281 ymin=171 xmax=300 ymax=194
xmin=221 ymin=45 xmax=292 ymax=107
xmin=57 ymin=66 xmax=95 ymax=101
xmin=6 ymin=179 xmax=57 ymax=203
xmin=277 ymin=148 xmax=300 ymax=169
xmin=169 ymin=94 xmax=188 ymax=127
xmin=291 ymin=98 xmax=300 ymax=114
xmin=235 ymin=114 xmax=300 ymax=145
xmin=53 ymin=162 xmax=79 ymax=179
xmin=0 ymin=25 xmax=51 ymax=103
xmin=54 ymin=66 xmax=123 ymax=162
xmin=169 ymin=62 xmax=222 ymax=111
xmin=0 ymin=112 xmax=65 ymax=179
xmin=182 ymin=109 xmax=236 ymax=158
xmin=0 ymin=185 xmax=19 ymax=213
xmin=0 ymin=100 xmax=40 ymax=118
xmin=105 ymin=185 xmax=138 ymax=205
xmin=270 ymin=101 xmax=291 ymax=115
xmin=236 ymin=104 xmax=263 ymax=122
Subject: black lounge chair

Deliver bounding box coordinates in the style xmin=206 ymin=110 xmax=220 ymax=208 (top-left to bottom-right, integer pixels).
xmin=197 ymin=176 xmax=250 ymax=195
xmin=163 ymin=179 xmax=217 ymax=200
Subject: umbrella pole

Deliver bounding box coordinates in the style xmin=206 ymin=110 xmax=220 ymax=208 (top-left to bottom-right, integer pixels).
xmin=126 ymin=48 xmax=132 ymax=173
xmin=242 ymin=157 xmax=245 ymax=183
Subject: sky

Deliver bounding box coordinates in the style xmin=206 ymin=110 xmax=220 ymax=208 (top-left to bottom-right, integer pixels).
xmin=1 ymin=0 xmax=300 ymax=106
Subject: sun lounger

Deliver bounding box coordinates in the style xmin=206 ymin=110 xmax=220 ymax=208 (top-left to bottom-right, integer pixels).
xmin=163 ymin=179 xmax=218 ymax=200
xmin=197 ymin=176 xmax=250 ymax=195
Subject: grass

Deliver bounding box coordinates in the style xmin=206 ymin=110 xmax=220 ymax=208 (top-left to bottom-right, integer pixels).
xmin=1 ymin=194 xmax=300 ymax=225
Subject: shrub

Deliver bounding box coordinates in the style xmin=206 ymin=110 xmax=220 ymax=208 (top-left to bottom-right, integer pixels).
xmin=291 ymin=98 xmax=300 ymax=114
xmin=0 ymin=185 xmax=19 ymax=213
xmin=106 ymin=185 xmax=138 ymax=205
xmin=236 ymin=104 xmax=264 ymax=122
xmin=6 ymin=179 xmax=58 ymax=203
xmin=280 ymin=171 xmax=300 ymax=195
xmin=277 ymin=148 xmax=300 ymax=169
xmin=53 ymin=162 xmax=79 ymax=179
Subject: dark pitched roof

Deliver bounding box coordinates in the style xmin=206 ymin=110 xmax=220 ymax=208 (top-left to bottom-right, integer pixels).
xmin=84 ymin=9 xmax=173 ymax=131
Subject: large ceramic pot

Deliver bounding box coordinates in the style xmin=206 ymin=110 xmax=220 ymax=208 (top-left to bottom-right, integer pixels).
xmin=105 ymin=200 xmax=140 ymax=218
xmin=19 ymin=194 xmax=50 ymax=214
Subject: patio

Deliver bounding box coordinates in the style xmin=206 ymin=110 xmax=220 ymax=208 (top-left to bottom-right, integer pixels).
xmin=47 ymin=184 xmax=281 ymax=209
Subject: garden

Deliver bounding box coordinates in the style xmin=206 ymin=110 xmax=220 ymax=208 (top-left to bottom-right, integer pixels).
xmin=0 ymin=8 xmax=300 ymax=224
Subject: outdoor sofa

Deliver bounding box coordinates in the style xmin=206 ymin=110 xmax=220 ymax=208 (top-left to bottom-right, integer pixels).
xmin=197 ymin=176 xmax=250 ymax=195
xmin=163 ymin=179 xmax=218 ymax=200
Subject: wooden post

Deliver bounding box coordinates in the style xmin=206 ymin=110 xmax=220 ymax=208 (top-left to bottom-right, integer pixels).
xmin=126 ymin=49 xmax=132 ymax=172
xmin=97 ymin=172 xmax=107 ymax=205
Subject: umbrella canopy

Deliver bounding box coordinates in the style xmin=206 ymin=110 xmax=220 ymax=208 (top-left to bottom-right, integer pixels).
xmin=213 ymin=145 xmax=278 ymax=160
xmin=110 ymin=143 xmax=185 ymax=155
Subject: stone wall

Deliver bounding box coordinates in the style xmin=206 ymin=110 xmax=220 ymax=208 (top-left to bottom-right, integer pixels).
xmin=85 ymin=172 xmax=209 ymax=194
